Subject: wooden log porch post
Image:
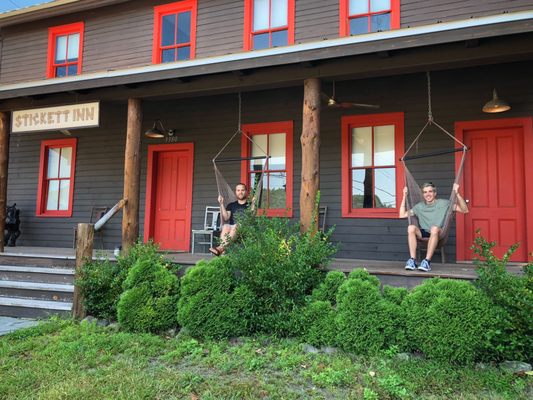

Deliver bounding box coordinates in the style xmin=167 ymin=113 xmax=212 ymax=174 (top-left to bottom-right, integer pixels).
xmin=0 ymin=112 xmax=10 ymax=253
xmin=122 ymin=98 xmax=142 ymax=253
xmin=72 ymin=223 xmax=94 ymax=319
xmin=300 ymin=78 xmax=321 ymax=233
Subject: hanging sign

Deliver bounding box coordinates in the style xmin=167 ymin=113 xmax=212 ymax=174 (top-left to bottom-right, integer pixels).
xmin=11 ymin=101 xmax=100 ymax=133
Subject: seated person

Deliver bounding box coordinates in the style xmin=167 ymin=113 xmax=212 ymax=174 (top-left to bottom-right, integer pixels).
xmin=399 ymin=182 xmax=468 ymax=272
xmin=209 ymin=183 xmax=251 ymax=256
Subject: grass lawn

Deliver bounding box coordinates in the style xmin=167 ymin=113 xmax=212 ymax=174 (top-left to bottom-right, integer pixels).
xmin=0 ymin=318 xmax=530 ymax=399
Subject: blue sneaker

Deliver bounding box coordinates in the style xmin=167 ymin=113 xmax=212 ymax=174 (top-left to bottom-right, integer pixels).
xmin=418 ymin=259 xmax=431 ymax=272
xmin=405 ymin=258 xmax=417 ymax=270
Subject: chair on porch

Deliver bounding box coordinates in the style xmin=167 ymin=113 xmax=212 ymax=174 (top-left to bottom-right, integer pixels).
xmin=191 ymin=206 xmax=220 ymax=254
xmin=73 ymin=206 xmax=109 ymax=249
xmin=417 ymin=236 xmax=448 ymax=263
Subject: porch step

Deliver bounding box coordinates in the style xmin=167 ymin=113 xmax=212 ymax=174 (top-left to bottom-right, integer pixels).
xmin=0 ymin=296 xmax=72 ymax=318
xmin=0 ymin=265 xmax=75 ymax=284
xmin=0 ymin=280 xmax=74 ymax=302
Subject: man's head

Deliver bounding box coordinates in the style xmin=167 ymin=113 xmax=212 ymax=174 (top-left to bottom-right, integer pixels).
xmin=235 ymin=183 xmax=248 ymax=201
xmin=421 ymin=182 xmax=437 ymax=203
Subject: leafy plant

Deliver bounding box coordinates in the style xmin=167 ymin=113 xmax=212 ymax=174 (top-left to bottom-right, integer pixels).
xmin=472 ymin=233 xmax=533 ymax=361
xmin=311 ymin=270 xmax=346 ymax=305
xmin=300 ymin=300 xmax=337 ymax=346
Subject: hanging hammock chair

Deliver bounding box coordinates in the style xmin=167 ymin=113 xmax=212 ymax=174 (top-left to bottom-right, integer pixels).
xmin=212 ymin=93 xmax=269 ymax=225
xmin=401 ymin=72 xmax=468 ymax=245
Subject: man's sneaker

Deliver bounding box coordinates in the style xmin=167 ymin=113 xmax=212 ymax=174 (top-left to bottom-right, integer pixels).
xmin=418 ymin=259 xmax=431 ymax=272
xmin=405 ymin=258 xmax=417 ymax=270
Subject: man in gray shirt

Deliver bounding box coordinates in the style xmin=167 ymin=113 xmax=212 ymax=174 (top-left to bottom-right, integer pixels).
xmin=399 ymin=182 xmax=468 ymax=271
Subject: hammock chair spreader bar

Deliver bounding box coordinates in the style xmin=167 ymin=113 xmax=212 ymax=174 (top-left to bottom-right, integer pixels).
xmin=401 ymin=147 xmax=467 ymax=161
xmin=214 ymin=156 xmax=270 ymax=163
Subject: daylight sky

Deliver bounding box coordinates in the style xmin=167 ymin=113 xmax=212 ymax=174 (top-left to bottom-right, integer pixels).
xmin=0 ymin=0 xmax=54 ymax=13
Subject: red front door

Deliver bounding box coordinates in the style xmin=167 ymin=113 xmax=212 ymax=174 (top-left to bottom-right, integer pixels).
xmin=144 ymin=143 xmax=194 ymax=251
xmin=456 ymin=119 xmax=532 ymax=261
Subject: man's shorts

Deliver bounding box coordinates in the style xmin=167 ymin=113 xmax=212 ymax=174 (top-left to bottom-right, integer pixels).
xmin=420 ymin=228 xmax=431 ymax=238
xmin=222 ymin=223 xmax=237 ymax=229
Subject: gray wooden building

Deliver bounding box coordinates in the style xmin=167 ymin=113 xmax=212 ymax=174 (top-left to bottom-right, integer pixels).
xmin=0 ymin=0 xmax=532 ymax=262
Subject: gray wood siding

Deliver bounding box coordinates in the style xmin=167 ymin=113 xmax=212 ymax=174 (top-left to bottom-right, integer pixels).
xmin=7 ymin=60 xmax=533 ymax=260
xmin=3 ymin=0 xmax=533 ymax=85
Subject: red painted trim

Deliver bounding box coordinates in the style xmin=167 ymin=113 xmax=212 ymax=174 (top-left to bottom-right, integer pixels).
xmin=143 ymin=143 xmax=195 ymax=250
xmin=152 ymin=0 xmax=197 ymax=64
xmin=339 ymin=0 xmax=400 ymax=37
xmin=341 ymin=112 xmax=405 ymax=218
xmin=46 ymin=22 xmax=84 ymax=79
xmin=241 ymin=121 xmax=293 ymax=217
xmin=36 ymin=138 xmax=77 ymax=217
xmin=243 ymin=0 xmax=295 ymax=51
xmin=455 ymin=117 xmax=533 ymax=262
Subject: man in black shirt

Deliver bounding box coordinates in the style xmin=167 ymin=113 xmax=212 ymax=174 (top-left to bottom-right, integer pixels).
xmin=209 ymin=183 xmax=250 ymax=256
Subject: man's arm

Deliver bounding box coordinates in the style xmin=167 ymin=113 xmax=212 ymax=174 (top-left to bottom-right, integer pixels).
xmin=218 ymin=195 xmax=231 ymax=221
xmin=453 ymin=183 xmax=469 ymax=213
xmin=399 ymin=186 xmax=410 ymax=218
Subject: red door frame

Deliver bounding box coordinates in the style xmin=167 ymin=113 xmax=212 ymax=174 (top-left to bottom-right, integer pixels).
xmin=455 ymin=117 xmax=533 ymax=262
xmin=143 ymin=142 xmax=194 ymax=250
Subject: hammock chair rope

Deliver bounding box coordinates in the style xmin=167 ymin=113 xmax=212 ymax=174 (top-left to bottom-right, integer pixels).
xmin=402 ymin=72 xmax=468 ymax=241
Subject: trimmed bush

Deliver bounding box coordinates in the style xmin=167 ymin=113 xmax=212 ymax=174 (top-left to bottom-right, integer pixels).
xmin=311 ymin=271 xmax=346 ymax=305
xmin=177 ymin=258 xmax=254 ymax=339
xmin=117 ymin=255 xmax=179 ymax=333
xmin=403 ymin=278 xmax=497 ymax=363
xmin=300 ymin=300 xmax=337 ymax=346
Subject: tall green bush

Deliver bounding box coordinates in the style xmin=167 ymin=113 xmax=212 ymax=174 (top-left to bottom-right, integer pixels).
xmin=311 ymin=270 xmax=346 ymax=305
xmin=403 ymin=278 xmax=497 ymax=363
xmin=300 ymin=300 xmax=337 ymax=346
xmin=472 ymin=234 xmax=533 ymax=361
xmin=117 ymin=253 xmax=179 ymax=333
xmin=177 ymin=258 xmax=254 ymax=339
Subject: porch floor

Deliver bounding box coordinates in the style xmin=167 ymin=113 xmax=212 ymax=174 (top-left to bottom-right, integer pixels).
xmin=0 ymin=247 xmax=525 ymax=283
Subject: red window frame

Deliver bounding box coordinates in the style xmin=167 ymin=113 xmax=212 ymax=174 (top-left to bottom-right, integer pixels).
xmin=243 ymin=0 xmax=295 ymax=51
xmin=339 ymin=0 xmax=400 ymax=37
xmin=152 ymin=0 xmax=197 ymax=64
xmin=341 ymin=112 xmax=404 ymax=218
xmin=36 ymin=138 xmax=77 ymax=217
xmin=240 ymin=121 xmax=293 ymax=217
xmin=46 ymin=22 xmax=84 ymax=79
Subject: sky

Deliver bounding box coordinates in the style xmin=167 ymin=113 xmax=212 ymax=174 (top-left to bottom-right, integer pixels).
xmin=0 ymin=0 xmax=54 ymax=13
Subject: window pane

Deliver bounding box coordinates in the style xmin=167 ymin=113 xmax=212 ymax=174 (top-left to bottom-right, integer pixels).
xmin=55 ymin=36 xmax=67 ymax=62
xmin=271 ymin=0 xmax=288 ymax=28
xmin=67 ymin=33 xmax=79 ymax=61
xmin=59 ymin=147 xmax=72 ymax=178
xmin=271 ymin=30 xmax=288 ymax=47
xmin=253 ymin=0 xmax=269 ymax=31
xmin=161 ymin=49 xmax=175 ymax=63
xmin=352 ymin=168 xmax=373 ymax=208
xmin=55 ymin=66 xmax=67 ymax=77
xmin=177 ymin=46 xmax=190 ymax=60
xmin=374 ymin=125 xmax=394 ymax=166
xmin=250 ymin=172 xmax=265 ymax=208
xmin=370 ymin=0 xmax=390 ymax=12
xmin=375 ymin=168 xmax=396 ymax=208
xmin=268 ymin=133 xmax=286 ymax=169
xmin=371 ymin=12 xmax=390 ymax=32
xmin=349 ymin=16 xmax=369 ymax=35
xmin=47 ymin=148 xmax=60 ymax=178
xmin=177 ymin=11 xmax=191 ymax=44
xmin=267 ymin=172 xmax=286 ymax=209
xmin=349 ymin=0 xmax=369 ymax=15
xmin=351 ymin=127 xmax=372 ymax=167
xmin=252 ymin=33 xmax=269 ymax=50
xmin=46 ymin=180 xmax=59 ymax=211
xmin=251 ymin=134 xmax=268 ymax=169
xmin=67 ymin=65 xmax=78 ymax=76
xmin=161 ymin=14 xmax=176 ymax=46
xmin=59 ymin=180 xmax=70 ymax=210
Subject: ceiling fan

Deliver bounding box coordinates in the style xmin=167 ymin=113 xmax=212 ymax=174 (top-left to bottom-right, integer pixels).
xmin=322 ymin=81 xmax=380 ymax=109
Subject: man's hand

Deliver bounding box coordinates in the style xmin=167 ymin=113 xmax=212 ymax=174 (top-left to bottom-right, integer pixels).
xmin=453 ymin=183 xmax=460 ymax=193
xmin=403 ymin=186 xmax=408 ymax=197
xmin=218 ymin=195 xmax=224 ymax=205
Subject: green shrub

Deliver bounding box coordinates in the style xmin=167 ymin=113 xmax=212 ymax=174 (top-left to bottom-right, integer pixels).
xmin=403 ymin=278 xmax=497 ymax=363
xmin=335 ymin=269 xmax=395 ymax=355
xmin=300 ymin=300 xmax=337 ymax=346
xmin=472 ymin=234 xmax=533 ymax=361
xmin=117 ymin=254 xmax=179 ymax=333
xmin=177 ymin=258 xmax=254 ymax=339
xmin=311 ymin=271 xmax=346 ymax=305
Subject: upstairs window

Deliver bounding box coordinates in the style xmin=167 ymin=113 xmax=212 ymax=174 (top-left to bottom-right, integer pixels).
xmin=46 ymin=22 xmax=84 ymax=78
xmin=241 ymin=121 xmax=293 ymax=217
xmin=244 ymin=0 xmax=295 ymax=51
xmin=36 ymin=138 xmax=77 ymax=217
xmin=153 ymin=1 xmax=197 ymax=64
xmin=341 ymin=113 xmax=404 ymax=218
xmin=340 ymin=0 xmax=400 ymax=37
